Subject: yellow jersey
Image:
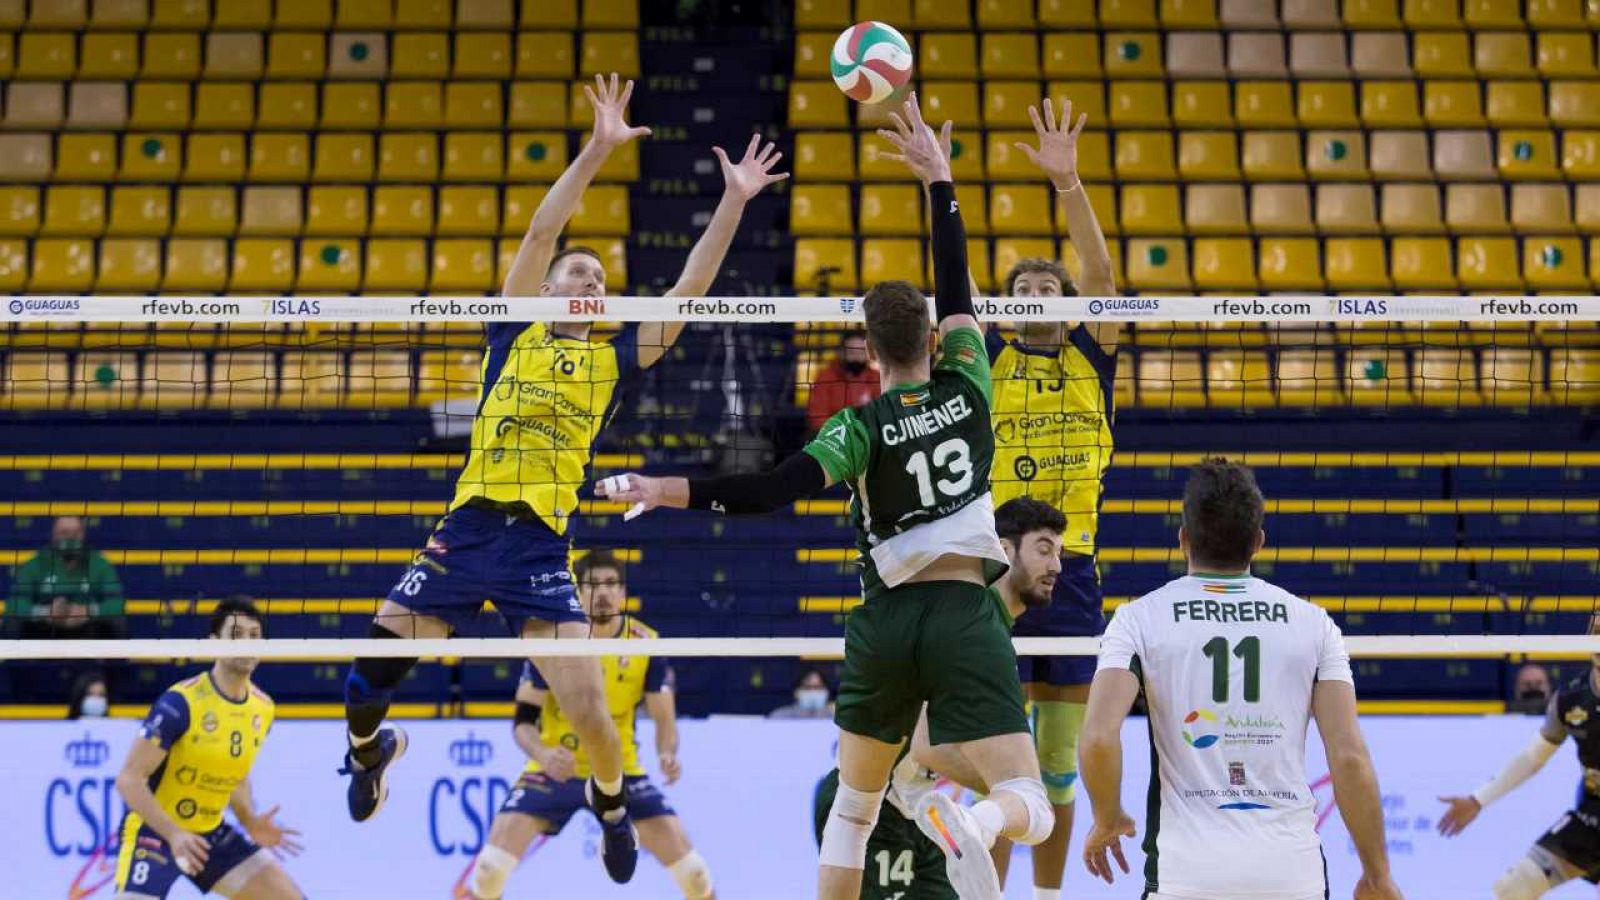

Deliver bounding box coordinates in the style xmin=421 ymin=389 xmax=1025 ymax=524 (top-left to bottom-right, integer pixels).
xmin=450 ymin=321 xmax=640 ymax=535
xmin=522 ymin=618 xmax=672 ymax=779
xmin=126 ymin=672 xmax=276 ymax=834
xmin=988 ymin=326 xmax=1116 ymax=555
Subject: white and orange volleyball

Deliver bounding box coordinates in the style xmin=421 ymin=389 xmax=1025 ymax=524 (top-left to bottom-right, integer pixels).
xmin=830 ymin=21 xmax=914 ymax=104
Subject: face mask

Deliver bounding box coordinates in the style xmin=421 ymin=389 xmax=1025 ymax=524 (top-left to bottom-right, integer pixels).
xmin=796 ymin=687 xmax=829 ymax=710
xmin=54 ymin=539 xmax=84 ymax=554
xmin=1519 ymin=688 xmax=1547 ymax=701
xmin=842 ymin=360 xmax=868 ymax=375
xmin=80 ymin=695 xmax=108 ymax=717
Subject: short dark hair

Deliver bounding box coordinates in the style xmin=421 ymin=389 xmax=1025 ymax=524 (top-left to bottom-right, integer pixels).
xmin=1003 ymin=257 xmax=1075 ymax=296
xmin=994 ymin=497 xmax=1067 ymax=545
xmin=862 ymin=280 xmax=930 ymax=368
xmin=1182 ymin=457 xmax=1265 ymax=570
xmin=547 ymin=245 xmax=603 ymax=279
xmin=574 ymin=549 xmax=625 ymax=585
xmin=209 ymin=594 xmax=265 ymax=637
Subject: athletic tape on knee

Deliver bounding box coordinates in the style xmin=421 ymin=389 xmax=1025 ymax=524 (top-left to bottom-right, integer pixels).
xmin=668 ymin=850 xmax=714 ymax=899
xmin=1033 ymin=701 xmax=1085 ymax=805
xmin=1494 ymin=855 xmax=1561 ymax=900
xmin=993 ymin=776 xmax=1054 ymax=845
xmin=819 ymin=781 xmax=886 ymax=869
xmin=469 ymin=844 xmax=519 ymax=899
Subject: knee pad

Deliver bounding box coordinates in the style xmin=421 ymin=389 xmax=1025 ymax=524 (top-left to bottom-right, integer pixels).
xmin=345 ymin=624 xmax=416 ymax=702
xmin=668 ymin=849 xmax=714 ymax=899
xmin=1494 ymin=854 xmax=1561 ymax=900
xmin=1033 ymin=701 xmax=1085 ymax=805
xmin=993 ymin=776 xmax=1054 ymax=845
xmin=468 ymin=844 xmax=518 ymax=899
xmin=819 ymin=781 xmax=886 ymax=869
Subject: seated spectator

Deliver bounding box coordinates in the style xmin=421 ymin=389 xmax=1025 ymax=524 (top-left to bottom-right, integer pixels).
xmin=1511 ymin=662 xmax=1553 ymax=714
xmin=805 ymin=330 xmax=880 ymax=433
xmin=68 ymin=670 xmax=109 ymax=719
xmin=769 ymin=668 xmax=834 ymax=719
xmin=6 ymin=516 xmax=126 ymax=640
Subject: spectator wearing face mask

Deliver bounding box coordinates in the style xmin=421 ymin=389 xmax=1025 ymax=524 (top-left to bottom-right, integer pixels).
xmin=769 ymin=668 xmax=834 ymax=719
xmin=68 ymin=671 xmax=110 ymax=719
xmin=1510 ymin=662 xmax=1553 ymax=714
xmin=805 ymin=331 xmax=880 ymax=433
xmin=5 ymin=516 xmax=126 ymax=640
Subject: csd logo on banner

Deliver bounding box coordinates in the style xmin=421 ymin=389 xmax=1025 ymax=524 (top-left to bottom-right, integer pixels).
xmin=46 ymin=734 xmax=126 ymax=859
xmin=431 ymin=732 xmax=512 ymax=856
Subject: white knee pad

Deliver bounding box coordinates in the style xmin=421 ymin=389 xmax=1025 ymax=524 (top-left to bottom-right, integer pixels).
xmin=819 ymin=781 xmax=886 ymax=869
xmin=668 ymin=849 xmax=714 ymax=899
xmin=469 ymin=844 xmax=519 ymax=899
xmin=994 ymin=776 xmax=1054 ymax=845
xmin=1494 ymin=855 xmax=1559 ymax=900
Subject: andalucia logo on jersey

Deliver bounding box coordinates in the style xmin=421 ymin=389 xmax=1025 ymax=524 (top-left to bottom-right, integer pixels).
xmin=1182 ymin=709 xmax=1220 ymax=748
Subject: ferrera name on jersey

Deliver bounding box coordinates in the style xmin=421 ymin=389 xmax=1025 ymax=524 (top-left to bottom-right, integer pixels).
xmin=1174 ymin=598 xmax=1290 ymax=624
xmin=880 ymin=394 xmax=975 ymax=446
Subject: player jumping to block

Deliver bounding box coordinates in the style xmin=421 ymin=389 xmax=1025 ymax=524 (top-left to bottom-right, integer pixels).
xmin=1078 ymin=458 xmax=1402 ymax=900
xmin=463 ymin=551 xmax=714 ymax=900
xmin=337 ymin=71 xmax=788 ymax=885
xmin=114 ymin=597 xmax=304 ymax=899
xmin=596 ymin=94 xmax=1053 ymax=899
xmin=1437 ymin=615 xmax=1600 ymax=899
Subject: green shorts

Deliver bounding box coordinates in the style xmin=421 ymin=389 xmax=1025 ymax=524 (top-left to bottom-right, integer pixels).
xmin=813 ymin=769 xmax=956 ymax=900
xmin=835 ymin=581 xmax=1029 ymax=746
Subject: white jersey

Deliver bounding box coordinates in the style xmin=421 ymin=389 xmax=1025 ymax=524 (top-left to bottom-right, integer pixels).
xmin=1098 ymin=574 xmax=1353 ymax=900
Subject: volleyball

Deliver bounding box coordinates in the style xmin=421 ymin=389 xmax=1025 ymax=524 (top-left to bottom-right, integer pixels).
xmin=830 ymin=21 xmax=914 ymax=104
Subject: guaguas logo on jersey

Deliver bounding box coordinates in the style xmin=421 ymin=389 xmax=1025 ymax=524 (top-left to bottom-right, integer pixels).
xmin=1567 ymin=705 xmax=1590 ymax=727
xmin=1182 ymin=709 xmax=1220 ymax=748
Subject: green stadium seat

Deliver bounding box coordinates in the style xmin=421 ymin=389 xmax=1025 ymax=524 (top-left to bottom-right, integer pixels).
xmin=1104 ymin=32 xmax=1163 ymax=78
xmin=328 ymin=34 xmax=387 ymax=79
xmin=1124 ymin=238 xmax=1190 ymax=289
xmin=1306 ymin=131 xmax=1369 ymax=180
xmin=1498 ymin=130 xmax=1561 ymax=180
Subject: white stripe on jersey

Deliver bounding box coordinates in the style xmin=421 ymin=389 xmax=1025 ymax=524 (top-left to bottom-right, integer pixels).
xmin=1098 ymin=574 xmax=1353 ymax=900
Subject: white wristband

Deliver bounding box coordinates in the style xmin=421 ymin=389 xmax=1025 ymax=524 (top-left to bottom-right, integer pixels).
xmin=1055 ymin=180 xmax=1082 ymax=194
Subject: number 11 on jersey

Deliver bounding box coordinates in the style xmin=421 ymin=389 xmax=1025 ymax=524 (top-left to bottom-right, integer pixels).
xmin=1202 ymin=635 xmax=1261 ymax=703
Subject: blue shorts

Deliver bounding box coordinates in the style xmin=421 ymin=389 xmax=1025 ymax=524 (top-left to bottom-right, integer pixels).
xmin=386 ymin=505 xmax=587 ymax=633
xmin=1014 ymin=552 xmax=1106 ymax=687
xmin=500 ymin=772 xmax=674 ymax=834
xmin=115 ymin=819 xmax=265 ymax=898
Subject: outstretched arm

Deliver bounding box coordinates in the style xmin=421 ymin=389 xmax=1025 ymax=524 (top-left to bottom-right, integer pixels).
xmin=596 ymin=451 xmax=832 ymax=519
xmin=500 ymin=73 xmax=651 ymax=298
xmin=879 ymin=94 xmax=975 ymax=338
xmin=1438 ymin=693 xmax=1564 ymax=837
xmin=639 ymin=135 xmax=789 ymax=368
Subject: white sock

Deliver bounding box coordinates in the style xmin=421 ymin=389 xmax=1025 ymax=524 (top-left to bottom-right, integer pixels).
xmin=1033 ymin=889 xmax=1061 ymax=900
xmin=969 ymin=799 xmax=1005 ymax=848
xmin=595 ymin=775 xmax=624 ymax=796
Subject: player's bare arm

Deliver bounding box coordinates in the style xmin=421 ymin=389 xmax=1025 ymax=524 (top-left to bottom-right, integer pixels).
xmin=501 ymin=73 xmax=651 ymax=298
xmin=1438 ymin=693 xmax=1565 ymax=837
xmin=1313 ymin=680 xmax=1403 ymax=899
xmin=229 ymin=780 xmax=304 ymax=858
xmin=514 ymin=681 xmax=576 ymax=781
xmin=1077 ymin=668 xmax=1139 ymax=885
xmin=645 ymin=688 xmax=683 ymax=785
xmin=1014 ymin=97 xmax=1118 ymax=351
xmin=641 ymin=134 xmax=790 ymax=368
xmin=116 ymin=735 xmax=211 ymax=874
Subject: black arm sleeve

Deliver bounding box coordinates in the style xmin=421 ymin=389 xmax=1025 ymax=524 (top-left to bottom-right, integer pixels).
xmin=514 ymin=700 xmax=541 ymax=729
xmin=687 ymin=451 xmax=829 ymax=515
xmin=928 ymin=180 xmax=974 ymax=322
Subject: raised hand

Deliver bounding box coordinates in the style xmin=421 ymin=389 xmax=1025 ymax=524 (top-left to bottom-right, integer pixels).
xmin=596 ymin=473 xmax=666 ymax=521
xmin=877 ymin=92 xmax=954 ymax=185
xmin=1014 ymin=97 xmax=1088 ymax=191
xmin=714 ymin=133 xmax=790 ymax=202
xmin=584 ymin=72 xmax=651 ymax=151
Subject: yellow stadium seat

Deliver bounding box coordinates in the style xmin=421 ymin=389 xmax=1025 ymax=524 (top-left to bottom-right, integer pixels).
xmin=1537 ymin=33 xmax=1596 ymax=78
xmin=161 ymin=239 xmax=227 ymax=291
xmin=27 ymin=238 xmax=94 ymax=291
xmin=922 ymin=33 xmax=977 ymax=79
xmin=1078 ymin=182 xmax=1116 ymax=237
xmin=1234 ymin=82 xmax=1295 ymax=128
xmin=266 ymin=32 xmax=325 ymax=80
xmin=1109 ymin=81 xmax=1169 ymax=127
xmin=275 ymin=0 xmax=331 ymax=27
xmin=792 ymin=31 xmax=834 ymax=80
xmin=989 ymin=184 xmax=1051 ymax=236
xmin=1173 ymin=81 xmax=1232 ymax=127
xmin=508 ymin=84 xmax=566 ymax=129
xmin=992 ymin=237 xmax=1053 ymax=284
xmin=1406 ymin=0 xmax=1463 ymax=27
xmin=1167 ymin=32 xmax=1225 ymax=78
xmin=1457 ymin=236 xmax=1520 ymax=289
xmin=95 ymin=238 xmax=160 ymax=292
xmin=1316 ymin=183 xmax=1379 ymax=234
xmin=1344 ymin=0 xmax=1403 ymax=26
xmin=1305 ymin=131 xmax=1368 ymax=180
xmin=371 ymin=186 xmax=433 ymax=236
xmin=1475 ymin=32 xmax=1532 ymax=78
xmin=1206 ymin=351 xmax=1275 ymax=408
xmin=1324 ymin=235 xmax=1388 ymax=286
xmin=794 ymin=238 xmax=857 ymax=292
xmin=183 ymin=133 xmax=245 ymax=182
xmin=1551 ymin=350 xmax=1600 ymax=405
xmin=385 ymin=82 xmax=443 ymax=129
xmin=1044 ymin=33 xmax=1101 ymax=78
xmin=1103 ymin=0 xmax=1160 ymax=25
xmin=1390 ymin=237 xmax=1455 ymax=288
xmin=860 ymin=138 xmax=918 ymax=181
xmin=1185 ymin=184 xmax=1247 ymax=234
xmin=518 ymin=32 xmax=574 ymax=79
xmin=1120 ymin=184 xmax=1181 ymax=235
xmin=4 ymin=83 xmax=64 ymax=130
xmin=1283 ymin=0 xmax=1339 ymax=25
xmin=1423 ymin=80 xmax=1485 ymax=127
xmin=16 ymin=32 xmax=74 ymax=78
xmin=75 ymin=352 xmax=141 ymax=408
xmin=1577 ymin=185 xmax=1600 ymax=233
xmin=1241 ymin=132 xmax=1303 ymax=181
xmin=1481 ymin=348 xmax=1541 ymax=405
xmin=947 ymin=130 xmax=985 ymax=181
xmin=193 ymin=83 xmax=255 ymax=131
xmin=1039 ymin=0 xmax=1096 ymax=26
xmin=1124 ymin=238 xmax=1190 ymax=289
xmin=40 ymin=187 xmax=105 ymax=236
xmin=1191 ymin=237 xmax=1255 ymax=289
xmin=984 ymin=82 xmax=1039 ymax=128
xmin=436 ymin=186 xmax=499 ymax=236
xmin=1136 ymin=351 xmax=1206 ymax=408
xmin=948 ymin=184 xmax=988 ymax=236
xmin=418 ymin=348 xmax=484 ymax=399
xmin=311 ymin=133 xmax=375 ymax=182
xmin=1351 ymin=33 xmax=1411 ymax=78
xmin=343 ymin=351 xmax=414 ymax=404
xmin=119 ymin=133 xmax=180 ymax=182
xmin=429 ymin=239 xmax=494 ymax=292
xmin=790 ymin=185 xmax=851 ymax=236
xmin=1524 ymin=237 xmax=1589 ymax=289
xmin=305 ymin=186 xmax=368 ymax=236
xmin=1551 ymin=82 xmax=1600 ymax=129
xmin=1047 ymin=82 xmax=1107 ymax=128
xmin=172 ymin=187 xmax=235 ymax=236
xmin=1176 ymin=131 xmax=1239 ymax=180
xmin=1379 ymin=184 xmax=1444 ymax=234
xmin=229 ymin=239 xmax=295 ymax=291
xmin=66 ymin=83 xmax=126 ymax=130
xmin=107 ymin=186 xmax=169 ymax=236
xmin=1527 ymin=0 xmax=1583 ymax=25
xmin=149 ymin=0 xmax=208 ymax=27
xmin=1115 ymin=131 xmax=1175 ymax=180
xmin=0 ymin=238 xmax=25 ymax=291
xmin=789 ymin=81 xmax=846 ymax=128
xmin=0 ymin=186 xmax=38 ymax=236
xmin=391 ymin=33 xmax=448 ymax=78
xmin=256 ymin=84 xmax=316 ymax=130
xmin=1161 ymin=0 xmax=1218 ymax=26
xmin=390 ymin=0 xmax=449 ymax=27
xmin=1498 ymin=131 xmax=1561 ymax=180
xmin=1229 ymin=32 xmax=1286 ymax=78
xmin=982 ymin=33 xmax=1039 ymax=78
xmin=329 ymin=33 xmax=386 ymax=79
xmin=296 ymin=240 xmax=361 ymax=292
xmin=378 ymin=133 xmax=439 ymax=182
xmin=1414 ymin=349 xmax=1479 ymax=407
xmin=338 ymin=0 xmax=392 ymax=27
xmin=315 ymin=83 xmax=379 ymax=131
xmin=581 ymin=0 xmax=635 ymax=27
xmin=1104 ymin=32 xmax=1163 ymax=78
xmin=209 ymin=352 xmax=274 ymax=408
xmin=794 ymin=0 xmax=848 ymax=27
xmin=1485 ymin=81 xmax=1545 ymax=128
xmin=1298 ymin=82 xmax=1359 ymax=128
xmin=1362 ymin=82 xmax=1421 ymax=127
xmin=795 ymin=133 xmax=855 ymax=181
xmin=79 ymin=33 xmax=137 ymax=79
xmin=1564 ymin=132 xmax=1600 ymax=179
xmin=248 ymin=134 xmax=311 ymax=183
xmin=1414 ymin=34 xmax=1472 ymax=78
xmin=452 ymin=0 xmax=510 ymax=28
xmin=965 ymin=238 xmax=995 ymax=292
xmin=362 ymin=239 xmax=426 ymax=291
xmin=140 ymin=33 xmax=199 ymax=79
xmin=203 ymin=32 xmax=263 ymax=79
xmin=443 ymin=133 xmax=502 ymax=182
xmin=922 ymin=82 xmax=980 ymax=127
xmin=1258 ymin=238 xmax=1323 ymax=290
xmin=858 ymin=184 xmax=921 ymax=237
xmin=1446 ymin=184 xmax=1509 ymax=233
xmin=239 ymin=187 xmax=302 ymax=237
xmin=51 ymin=134 xmax=108 ymax=182
xmin=128 ymin=83 xmax=190 ymax=130
xmin=1432 ymin=130 xmax=1494 ymax=180
xmin=1251 ymin=184 xmax=1313 ymax=235
xmin=91 ymin=0 xmax=146 ymax=27
xmin=1510 ymin=184 xmax=1574 ymax=233
xmin=457 ymin=32 xmax=512 ymax=79
xmin=281 ymin=352 xmax=345 ymax=409
xmin=858 ymin=238 xmax=923 ymax=288
xmin=569 ymin=184 xmax=629 ymax=236
xmin=979 ymin=0 xmax=1037 ymax=27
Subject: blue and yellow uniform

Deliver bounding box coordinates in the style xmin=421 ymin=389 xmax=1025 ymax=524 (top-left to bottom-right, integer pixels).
xmin=987 ymin=325 xmax=1116 ymax=686
xmin=500 ymin=618 xmax=676 ymax=832
xmin=389 ymin=321 xmax=641 ymax=631
xmin=116 ymin=673 xmax=276 ymax=898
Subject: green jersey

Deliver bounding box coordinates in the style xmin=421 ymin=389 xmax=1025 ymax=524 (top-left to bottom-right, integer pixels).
xmin=803 ymin=327 xmax=1009 ymax=599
